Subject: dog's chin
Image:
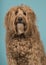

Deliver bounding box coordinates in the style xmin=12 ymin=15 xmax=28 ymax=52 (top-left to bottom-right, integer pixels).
xmin=12 ymin=22 xmax=28 ymax=39
xmin=15 ymin=20 xmax=27 ymax=33
xmin=17 ymin=23 xmax=26 ymax=34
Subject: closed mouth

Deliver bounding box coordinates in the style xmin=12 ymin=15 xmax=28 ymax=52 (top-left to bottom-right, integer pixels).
xmin=14 ymin=19 xmax=27 ymax=35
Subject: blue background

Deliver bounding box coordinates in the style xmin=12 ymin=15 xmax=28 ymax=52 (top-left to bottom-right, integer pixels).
xmin=0 ymin=0 xmax=46 ymax=65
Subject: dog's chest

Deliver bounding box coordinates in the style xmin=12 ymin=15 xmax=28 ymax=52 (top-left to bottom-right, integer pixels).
xmin=9 ymin=39 xmax=43 ymax=65
xmin=10 ymin=39 xmax=33 ymax=65
xmin=10 ymin=39 xmax=32 ymax=55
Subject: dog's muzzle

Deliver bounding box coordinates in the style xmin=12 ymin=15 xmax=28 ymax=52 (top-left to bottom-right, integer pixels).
xmin=14 ymin=17 xmax=27 ymax=35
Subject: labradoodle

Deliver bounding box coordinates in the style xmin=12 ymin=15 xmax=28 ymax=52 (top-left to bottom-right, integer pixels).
xmin=5 ymin=5 xmax=46 ymax=65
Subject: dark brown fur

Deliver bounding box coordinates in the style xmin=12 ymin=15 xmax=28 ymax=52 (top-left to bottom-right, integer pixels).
xmin=5 ymin=5 xmax=46 ymax=65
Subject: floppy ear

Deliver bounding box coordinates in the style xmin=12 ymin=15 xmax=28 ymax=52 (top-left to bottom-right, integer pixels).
xmin=28 ymin=9 xmax=36 ymax=23
xmin=31 ymin=11 xmax=36 ymax=22
xmin=5 ymin=11 xmax=11 ymax=30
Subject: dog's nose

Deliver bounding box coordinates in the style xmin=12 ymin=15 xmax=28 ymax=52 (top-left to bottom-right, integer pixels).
xmin=18 ymin=17 xmax=22 ymax=22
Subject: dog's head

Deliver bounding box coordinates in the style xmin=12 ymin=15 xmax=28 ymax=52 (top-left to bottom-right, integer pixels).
xmin=5 ymin=5 xmax=36 ymax=38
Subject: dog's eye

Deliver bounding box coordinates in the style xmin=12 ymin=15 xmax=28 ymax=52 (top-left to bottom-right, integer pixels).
xmin=23 ymin=11 xmax=26 ymax=16
xmin=15 ymin=10 xmax=18 ymax=15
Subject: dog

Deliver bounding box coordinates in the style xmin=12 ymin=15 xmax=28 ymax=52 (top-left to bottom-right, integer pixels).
xmin=5 ymin=5 xmax=46 ymax=65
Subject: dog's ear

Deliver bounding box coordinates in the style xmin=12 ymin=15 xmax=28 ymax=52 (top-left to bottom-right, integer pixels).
xmin=5 ymin=11 xmax=11 ymax=30
xmin=31 ymin=11 xmax=36 ymax=22
xmin=28 ymin=9 xmax=36 ymax=23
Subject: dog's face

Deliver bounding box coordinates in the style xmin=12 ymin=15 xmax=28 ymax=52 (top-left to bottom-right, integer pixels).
xmin=5 ymin=5 xmax=36 ymax=37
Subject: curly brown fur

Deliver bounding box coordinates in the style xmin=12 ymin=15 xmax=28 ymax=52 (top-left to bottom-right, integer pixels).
xmin=5 ymin=5 xmax=46 ymax=65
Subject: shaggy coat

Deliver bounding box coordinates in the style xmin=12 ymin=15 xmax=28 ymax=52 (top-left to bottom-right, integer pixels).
xmin=5 ymin=5 xmax=46 ymax=65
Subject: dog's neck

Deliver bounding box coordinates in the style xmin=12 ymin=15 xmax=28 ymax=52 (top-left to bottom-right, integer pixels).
xmin=6 ymin=30 xmax=40 ymax=43
xmin=6 ymin=24 xmax=40 ymax=42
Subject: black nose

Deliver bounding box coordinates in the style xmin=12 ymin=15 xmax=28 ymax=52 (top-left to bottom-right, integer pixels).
xmin=18 ymin=17 xmax=22 ymax=22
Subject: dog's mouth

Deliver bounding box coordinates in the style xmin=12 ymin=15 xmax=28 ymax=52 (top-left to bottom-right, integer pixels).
xmin=14 ymin=17 xmax=27 ymax=35
xmin=16 ymin=22 xmax=26 ymax=34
